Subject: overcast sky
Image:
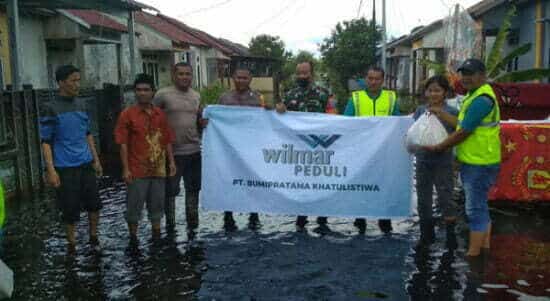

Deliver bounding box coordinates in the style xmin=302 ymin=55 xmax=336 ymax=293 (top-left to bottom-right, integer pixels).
xmin=141 ymin=0 xmax=481 ymax=55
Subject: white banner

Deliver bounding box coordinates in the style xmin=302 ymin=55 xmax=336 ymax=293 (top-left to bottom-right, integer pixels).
xmin=201 ymin=105 xmax=413 ymax=218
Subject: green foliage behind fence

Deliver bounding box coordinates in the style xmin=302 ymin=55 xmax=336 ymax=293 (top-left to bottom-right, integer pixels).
xmin=200 ymin=83 xmax=228 ymax=106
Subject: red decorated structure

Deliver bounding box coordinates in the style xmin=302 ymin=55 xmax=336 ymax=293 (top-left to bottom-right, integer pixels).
xmin=477 ymin=83 xmax=550 ymax=202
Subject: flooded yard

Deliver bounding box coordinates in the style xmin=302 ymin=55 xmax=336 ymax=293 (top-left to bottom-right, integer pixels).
xmin=1 ymin=177 xmax=549 ymax=300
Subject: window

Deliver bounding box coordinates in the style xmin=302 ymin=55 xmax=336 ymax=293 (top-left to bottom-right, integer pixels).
xmin=506 ymin=57 xmax=519 ymax=72
xmin=181 ymin=52 xmax=191 ymax=63
xmin=142 ymin=53 xmax=160 ymax=87
xmin=196 ymin=65 xmax=201 ymax=88
xmin=206 ymin=58 xmax=218 ymax=85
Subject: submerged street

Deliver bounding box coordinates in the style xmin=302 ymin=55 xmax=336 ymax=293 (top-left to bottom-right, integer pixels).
xmin=2 ymin=178 xmax=549 ymax=300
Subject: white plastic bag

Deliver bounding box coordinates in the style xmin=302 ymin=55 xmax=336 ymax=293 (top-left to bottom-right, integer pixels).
xmin=0 ymin=258 xmax=14 ymax=299
xmin=405 ymin=112 xmax=449 ymax=153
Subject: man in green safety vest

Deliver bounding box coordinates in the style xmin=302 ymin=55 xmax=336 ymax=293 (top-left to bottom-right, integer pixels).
xmin=424 ymin=58 xmax=501 ymax=257
xmin=343 ymin=66 xmax=400 ymax=235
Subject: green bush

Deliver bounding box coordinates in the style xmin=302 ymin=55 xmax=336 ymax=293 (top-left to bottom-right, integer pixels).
xmin=200 ymin=83 xmax=228 ymax=106
xmin=396 ymin=91 xmax=421 ymax=115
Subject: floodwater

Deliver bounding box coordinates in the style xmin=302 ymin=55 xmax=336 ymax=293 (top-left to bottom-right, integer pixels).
xmin=1 ymin=177 xmax=550 ymax=300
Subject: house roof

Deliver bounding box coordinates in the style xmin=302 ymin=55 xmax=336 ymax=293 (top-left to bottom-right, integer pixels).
xmin=217 ymin=38 xmax=250 ymax=56
xmin=135 ymin=11 xmax=208 ymax=47
xmin=0 ymin=0 xmax=157 ymax=11
xmin=410 ymin=19 xmax=443 ymax=41
xmin=65 ymin=9 xmax=128 ymax=32
xmin=157 ymin=14 xmax=236 ymax=55
xmin=467 ymin=0 xmax=510 ymax=18
xmin=387 ymin=34 xmax=412 ymax=49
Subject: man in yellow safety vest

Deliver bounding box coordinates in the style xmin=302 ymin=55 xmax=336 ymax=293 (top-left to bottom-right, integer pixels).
xmin=424 ymin=58 xmax=501 ymax=257
xmin=343 ymin=66 xmax=400 ymax=235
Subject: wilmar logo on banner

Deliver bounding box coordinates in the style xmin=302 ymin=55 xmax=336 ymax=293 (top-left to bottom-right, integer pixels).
xmin=201 ymin=105 xmax=414 ymax=218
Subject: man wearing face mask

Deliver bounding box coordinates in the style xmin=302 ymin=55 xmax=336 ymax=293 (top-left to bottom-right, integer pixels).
xmin=276 ymin=61 xmax=332 ymax=233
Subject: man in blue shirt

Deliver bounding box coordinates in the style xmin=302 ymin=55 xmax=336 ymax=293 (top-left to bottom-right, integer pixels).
xmin=40 ymin=65 xmax=103 ymax=252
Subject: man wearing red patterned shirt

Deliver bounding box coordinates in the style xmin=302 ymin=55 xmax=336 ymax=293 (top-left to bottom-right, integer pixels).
xmin=115 ymin=74 xmax=176 ymax=242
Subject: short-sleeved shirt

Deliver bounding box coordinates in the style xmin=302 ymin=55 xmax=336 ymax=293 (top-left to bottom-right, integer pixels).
xmin=154 ymin=86 xmax=201 ymax=156
xmin=114 ymin=104 xmax=175 ymax=178
xmin=413 ymin=103 xmax=459 ymax=164
xmin=39 ymin=96 xmax=93 ymax=168
xmin=459 ymin=95 xmax=495 ymax=132
xmin=218 ymin=90 xmax=264 ymax=107
xmin=283 ymin=84 xmax=329 ymax=113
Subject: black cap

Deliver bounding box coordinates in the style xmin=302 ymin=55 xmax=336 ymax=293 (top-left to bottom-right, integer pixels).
xmin=457 ymin=58 xmax=486 ymax=73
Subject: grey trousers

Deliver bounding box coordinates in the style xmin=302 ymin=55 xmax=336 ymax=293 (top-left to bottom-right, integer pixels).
xmin=415 ymin=161 xmax=457 ymax=221
xmin=126 ymin=178 xmax=165 ymax=224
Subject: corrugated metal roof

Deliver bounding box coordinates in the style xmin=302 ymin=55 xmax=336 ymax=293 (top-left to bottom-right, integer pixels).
xmin=467 ymin=0 xmax=509 ymax=18
xmin=157 ymin=14 xmax=236 ymax=55
xmin=217 ymin=38 xmax=250 ymax=56
xmin=135 ymin=12 xmax=208 ymax=47
xmin=1 ymin=0 xmax=156 ymax=11
xmin=65 ymin=9 xmax=128 ymax=32
xmin=387 ymin=34 xmax=412 ymax=49
xmin=410 ymin=19 xmax=444 ymax=41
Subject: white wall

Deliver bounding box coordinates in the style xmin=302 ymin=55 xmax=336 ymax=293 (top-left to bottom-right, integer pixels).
xmin=19 ymin=15 xmax=49 ymax=89
xmin=189 ymin=45 xmax=214 ymax=89
xmin=83 ymin=43 xmax=119 ymax=88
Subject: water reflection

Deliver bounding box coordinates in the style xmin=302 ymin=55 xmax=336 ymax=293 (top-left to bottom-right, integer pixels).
xmin=1 ymin=178 xmax=549 ymax=300
xmin=406 ymin=227 xmax=470 ymax=301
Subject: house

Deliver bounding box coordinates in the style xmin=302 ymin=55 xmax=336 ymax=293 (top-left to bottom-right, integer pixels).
xmin=408 ymin=19 xmax=446 ymax=95
xmin=0 ymin=9 xmax=11 ymax=88
xmin=469 ymin=0 xmax=550 ymax=78
xmin=0 ymin=0 xmax=153 ymax=90
xmin=157 ymin=14 xmax=235 ymax=89
xmin=389 ymin=0 xmax=550 ymax=96
xmin=133 ymin=12 xmax=238 ymax=90
xmin=133 ymin=11 xmax=209 ymax=89
xmin=0 ymin=0 xmax=153 ymax=197
xmin=385 ymin=34 xmax=412 ymax=92
xmin=44 ymin=9 xmax=136 ymax=89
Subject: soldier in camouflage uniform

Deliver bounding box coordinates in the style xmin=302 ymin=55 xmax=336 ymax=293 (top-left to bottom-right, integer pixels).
xmin=278 ymin=61 xmax=331 ymax=233
xmin=283 ymin=81 xmax=330 ymax=113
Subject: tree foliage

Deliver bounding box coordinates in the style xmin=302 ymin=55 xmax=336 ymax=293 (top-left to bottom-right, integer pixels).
xmin=248 ymin=34 xmax=290 ymax=72
xmin=320 ymin=18 xmax=381 ymax=106
xmin=281 ymin=50 xmax=320 ymax=91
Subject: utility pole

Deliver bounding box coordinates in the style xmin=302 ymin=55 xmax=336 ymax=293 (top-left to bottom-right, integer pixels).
xmin=381 ymin=0 xmax=387 ymax=72
xmin=372 ymin=0 xmax=376 ymax=30
xmin=451 ymin=4 xmax=459 ymax=68
xmin=128 ymin=10 xmax=137 ymax=82
xmin=7 ymin=0 xmax=21 ymax=90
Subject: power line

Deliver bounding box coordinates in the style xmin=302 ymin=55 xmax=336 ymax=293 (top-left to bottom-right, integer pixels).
xmin=181 ymin=0 xmax=235 ymax=17
xmin=439 ymin=0 xmax=451 ymax=10
xmin=277 ymin=0 xmax=306 ymax=29
xmin=250 ymin=0 xmax=298 ymax=33
xmin=391 ymin=0 xmax=407 ymax=36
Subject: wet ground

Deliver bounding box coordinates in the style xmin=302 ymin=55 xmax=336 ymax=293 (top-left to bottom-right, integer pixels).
xmin=2 ymin=177 xmax=550 ymax=300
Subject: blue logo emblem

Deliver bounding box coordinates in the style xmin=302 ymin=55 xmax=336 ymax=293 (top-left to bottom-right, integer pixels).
xmin=297 ymin=134 xmax=341 ymax=149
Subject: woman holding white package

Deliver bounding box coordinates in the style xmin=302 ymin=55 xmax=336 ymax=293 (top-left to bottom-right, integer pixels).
xmin=411 ymin=75 xmax=459 ymax=247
